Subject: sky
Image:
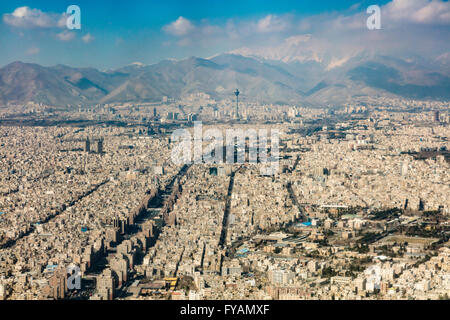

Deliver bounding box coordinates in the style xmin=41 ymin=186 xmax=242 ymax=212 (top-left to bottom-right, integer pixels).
xmin=0 ymin=0 xmax=449 ymax=69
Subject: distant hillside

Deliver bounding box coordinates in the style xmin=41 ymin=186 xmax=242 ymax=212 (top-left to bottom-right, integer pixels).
xmin=0 ymin=53 xmax=449 ymax=107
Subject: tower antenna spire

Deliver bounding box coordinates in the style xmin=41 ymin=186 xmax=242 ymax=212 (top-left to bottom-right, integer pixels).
xmin=234 ymin=88 xmax=240 ymax=120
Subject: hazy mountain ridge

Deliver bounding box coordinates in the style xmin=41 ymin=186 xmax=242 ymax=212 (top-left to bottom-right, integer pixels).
xmin=0 ymin=52 xmax=449 ymax=107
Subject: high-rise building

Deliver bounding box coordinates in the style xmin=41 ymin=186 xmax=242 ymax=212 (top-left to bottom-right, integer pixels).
xmin=84 ymin=138 xmax=90 ymax=153
xmin=419 ymin=198 xmax=425 ymax=211
xmin=234 ymin=89 xmax=240 ymax=120
xmin=167 ymin=112 xmax=179 ymax=121
xmin=434 ymin=110 xmax=440 ymax=123
xmin=268 ymin=269 xmax=295 ymax=285
xmin=97 ymin=139 xmax=103 ymax=154
xmin=46 ymin=266 xmax=68 ymax=300
xmin=0 ymin=280 xmax=6 ymax=301
xmin=96 ymin=269 xmax=115 ymax=300
xmin=188 ymin=113 xmax=198 ymax=122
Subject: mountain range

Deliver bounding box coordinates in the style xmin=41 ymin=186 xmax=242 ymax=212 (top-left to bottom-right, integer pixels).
xmin=0 ymin=52 xmax=449 ymax=107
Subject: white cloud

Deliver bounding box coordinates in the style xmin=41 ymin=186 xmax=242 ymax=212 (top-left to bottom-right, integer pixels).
xmin=3 ymin=6 xmax=66 ymax=29
xmin=163 ymin=16 xmax=195 ymax=36
xmin=160 ymin=0 xmax=449 ymax=57
xmin=201 ymin=25 xmax=221 ymax=36
xmin=230 ymin=34 xmax=322 ymax=63
xmin=295 ymin=0 xmax=450 ymax=34
xmin=163 ymin=17 xmax=225 ymax=47
xmin=177 ymin=38 xmax=192 ymax=47
xmin=284 ymin=35 xmax=311 ymax=46
xmin=384 ymin=0 xmax=450 ymax=25
xmin=256 ymin=15 xmax=289 ymax=33
xmin=26 ymin=47 xmax=40 ymax=55
xmin=82 ymin=33 xmax=95 ymax=43
xmin=56 ymin=31 xmax=75 ymax=41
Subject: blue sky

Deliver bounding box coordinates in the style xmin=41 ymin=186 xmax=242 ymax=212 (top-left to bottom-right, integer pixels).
xmin=0 ymin=0 xmax=448 ymax=69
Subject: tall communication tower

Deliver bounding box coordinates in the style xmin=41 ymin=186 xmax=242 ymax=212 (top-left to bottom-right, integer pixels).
xmin=234 ymin=89 xmax=240 ymax=120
